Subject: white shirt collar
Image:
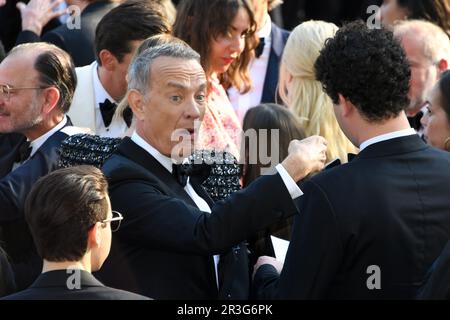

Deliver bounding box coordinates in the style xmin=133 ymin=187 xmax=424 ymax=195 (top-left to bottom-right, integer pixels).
xmin=30 ymin=115 xmax=68 ymax=157
xmin=92 ymin=61 xmax=116 ymax=108
xmin=359 ymin=128 xmax=417 ymax=151
xmin=258 ymin=14 xmax=272 ymax=39
xmin=131 ymin=131 xmax=174 ymax=173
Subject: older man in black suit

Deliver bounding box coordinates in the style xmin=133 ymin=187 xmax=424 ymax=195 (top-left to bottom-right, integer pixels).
xmin=0 ymin=42 xmax=83 ymax=290
xmin=2 ymin=166 xmax=149 ymax=300
xmin=97 ymin=41 xmax=327 ymax=299
xmin=253 ymin=20 xmax=450 ymax=300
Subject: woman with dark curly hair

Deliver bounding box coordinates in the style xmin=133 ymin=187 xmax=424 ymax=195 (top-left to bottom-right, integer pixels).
xmin=379 ymin=0 xmax=450 ymax=37
xmin=421 ymin=70 xmax=450 ymax=150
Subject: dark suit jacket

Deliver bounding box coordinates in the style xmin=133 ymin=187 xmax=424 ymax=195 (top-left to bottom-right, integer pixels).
xmin=0 ymin=120 xmax=73 ymax=290
xmin=417 ymin=239 xmax=450 ymax=299
xmin=15 ymin=1 xmax=117 ymax=67
xmin=97 ymin=137 xmax=299 ymax=300
xmin=2 ymin=269 xmax=149 ymax=300
xmin=254 ymin=135 xmax=450 ymax=299
xmin=260 ymin=23 xmax=290 ymax=104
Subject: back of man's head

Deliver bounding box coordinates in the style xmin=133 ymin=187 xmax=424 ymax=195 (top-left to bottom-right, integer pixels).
xmin=315 ymin=20 xmax=411 ymax=123
xmin=95 ymin=0 xmax=172 ymax=66
xmin=8 ymin=43 xmax=77 ymax=114
xmin=394 ymin=19 xmax=450 ymax=67
xmin=25 ymin=166 xmax=109 ymax=263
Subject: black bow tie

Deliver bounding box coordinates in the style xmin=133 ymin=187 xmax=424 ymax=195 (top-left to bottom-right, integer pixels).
xmin=122 ymin=106 xmax=133 ymax=128
xmin=255 ymin=37 xmax=265 ymax=58
xmin=347 ymin=153 xmax=357 ymax=162
xmin=172 ymin=162 xmax=211 ymax=187
xmin=15 ymin=140 xmax=32 ymax=163
xmin=99 ymin=98 xmax=117 ymax=128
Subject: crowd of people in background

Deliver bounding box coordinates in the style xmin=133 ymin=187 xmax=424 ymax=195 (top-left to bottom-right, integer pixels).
xmin=1 ymin=0 xmax=450 ymax=300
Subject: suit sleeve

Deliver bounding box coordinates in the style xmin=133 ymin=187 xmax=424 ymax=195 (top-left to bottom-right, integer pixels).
xmin=42 ymin=31 xmax=67 ymax=51
xmin=253 ymin=179 xmax=344 ymax=299
xmin=109 ymin=172 xmax=299 ymax=255
xmin=15 ymin=31 xmax=41 ymax=46
xmin=0 ymin=151 xmax=58 ymax=223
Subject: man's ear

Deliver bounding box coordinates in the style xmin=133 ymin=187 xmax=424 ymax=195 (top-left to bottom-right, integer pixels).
xmin=41 ymin=87 xmax=60 ymax=115
xmin=128 ymin=89 xmax=146 ymax=121
xmin=438 ymin=59 xmax=448 ymax=73
xmin=338 ymin=94 xmax=354 ymax=117
xmin=98 ymin=49 xmax=117 ymax=71
xmin=87 ymin=222 xmax=102 ymax=249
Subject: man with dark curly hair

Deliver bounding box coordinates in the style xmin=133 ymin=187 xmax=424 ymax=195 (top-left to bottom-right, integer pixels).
xmin=253 ymin=20 xmax=450 ymax=299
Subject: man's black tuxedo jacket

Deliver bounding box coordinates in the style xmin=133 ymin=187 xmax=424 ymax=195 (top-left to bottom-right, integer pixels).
xmin=2 ymin=270 xmax=149 ymax=300
xmin=254 ymin=135 xmax=450 ymax=299
xmin=0 ymin=121 xmax=73 ymax=290
xmin=98 ymin=137 xmax=298 ymax=299
xmin=15 ymin=1 xmax=117 ymax=67
xmin=260 ymin=23 xmax=290 ymax=104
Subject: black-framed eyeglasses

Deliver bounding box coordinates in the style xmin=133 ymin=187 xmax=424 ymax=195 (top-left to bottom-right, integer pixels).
xmin=0 ymin=84 xmax=49 ymax=101
xmin=101 ymin=210 xmax=123 ymax=232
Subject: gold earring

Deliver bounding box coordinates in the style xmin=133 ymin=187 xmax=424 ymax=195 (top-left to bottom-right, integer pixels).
xmin=444 ymin=137 xmax=450 ymax=151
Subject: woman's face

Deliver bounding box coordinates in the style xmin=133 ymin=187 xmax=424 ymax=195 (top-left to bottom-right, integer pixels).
xmin=421 ymin=84 xmax=450 ymax=150
xmin=209 ymin=7 xmax=250 ymax=77
xmin=380 ymin=0 xmax=410 ymax=29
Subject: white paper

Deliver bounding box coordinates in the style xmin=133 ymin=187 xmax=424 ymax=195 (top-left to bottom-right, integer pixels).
xmin=270 ymin=235 xmax=290 ymax=263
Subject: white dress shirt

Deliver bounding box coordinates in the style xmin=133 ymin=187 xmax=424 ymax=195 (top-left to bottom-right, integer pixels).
xmin=92 ymin=64 xmax=128 ymax=138
xmin=359 ymin=128 xmax=417 ymax=151
xmin=228 ymin=15 xmax=273 ymax=123
xmin=130 ymin=131 xmax=303 ymax=289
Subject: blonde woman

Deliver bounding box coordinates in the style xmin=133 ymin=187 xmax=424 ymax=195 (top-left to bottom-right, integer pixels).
xmin=278 ymin=20 xmax=357 ymax=162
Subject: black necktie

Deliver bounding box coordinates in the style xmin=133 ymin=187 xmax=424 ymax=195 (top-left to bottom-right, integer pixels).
xmin=255 ymin=37 xmax=265 ymax=58
xmin=99 ymin=98 xmax=117 ymax=128
xmin=15 ymin=140 xmax=32 ymax=163
xmin=172 ymin=162 xmax=211 ymax=187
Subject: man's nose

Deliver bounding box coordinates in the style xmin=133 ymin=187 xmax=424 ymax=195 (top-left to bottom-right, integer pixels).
xmin=185 ymin=98 xmax=201 ymax=119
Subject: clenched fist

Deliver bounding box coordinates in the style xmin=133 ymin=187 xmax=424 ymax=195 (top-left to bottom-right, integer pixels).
xmin=281 ymin=135 xmax=327 ymax=182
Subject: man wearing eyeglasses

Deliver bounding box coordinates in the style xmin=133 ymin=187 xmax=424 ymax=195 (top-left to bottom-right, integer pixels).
xmin=2 ymin=165 xmax=149 ymax=300
xmin=0 ymin=42 xmax=84 ymax=291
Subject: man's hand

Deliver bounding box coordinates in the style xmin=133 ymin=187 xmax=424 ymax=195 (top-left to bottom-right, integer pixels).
xmin=281 ymin=135 xmax=327 ymax=182
xmin=253 ymin=256 xmax=284 ymax=279
xmin=17 ymin=0 xmax=67 ymax=36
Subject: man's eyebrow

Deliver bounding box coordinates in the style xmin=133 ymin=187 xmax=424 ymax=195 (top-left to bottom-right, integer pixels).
xmin=198 ymin=83 xmax=207 ymax=91
xmin=167 ymin=81 xmax=187 ymax=89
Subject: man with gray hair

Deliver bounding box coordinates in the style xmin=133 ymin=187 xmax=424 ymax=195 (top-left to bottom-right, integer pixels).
xmin=394 ymin=20 xmax=450 ymax=132
xmin=98 ymin=41 xmax=328 ymax=299
xmin=228 ymin=0 xmax=290 ymax=122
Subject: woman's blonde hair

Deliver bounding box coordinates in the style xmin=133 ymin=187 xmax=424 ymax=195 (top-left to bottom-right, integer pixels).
xmin=278 ymin=20 xmax=356 ymax=162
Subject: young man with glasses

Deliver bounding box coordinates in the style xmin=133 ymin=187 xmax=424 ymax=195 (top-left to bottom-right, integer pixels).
xmin=0 ymin=42 xmax=84 ymax=290
xmin=2 ymin=165 xmax=148 ymax=300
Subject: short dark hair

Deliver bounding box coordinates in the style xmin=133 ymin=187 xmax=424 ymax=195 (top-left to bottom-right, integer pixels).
xmin=95 ymin=0 xmax=171 ymax=65
xmin=315 ymin=20 xmax=411 ymax=122
xmin=25 ymin=166 xmax=109 ymax=262
xmin=9 ymin=43 xmax=77 ymax=114
xmin=439 ymin=70 xmax=450 ymax=124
